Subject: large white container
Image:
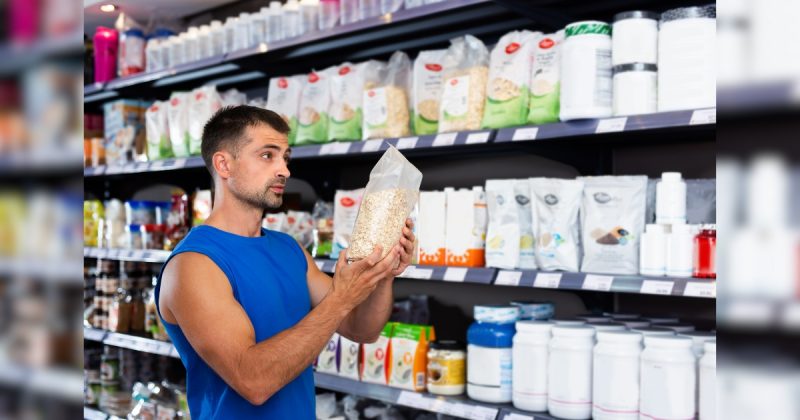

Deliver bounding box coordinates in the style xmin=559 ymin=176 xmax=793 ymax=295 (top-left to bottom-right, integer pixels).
xmin=560 ymin=21 xmax=613 ymax=121
xmin=168 ymin=35 xmax=184 ymax=67
xmin=640 ymin=224 xmax=668 ymax=276
xmin=512 ymin=321 xmax=553 ymax=412
xmin=250 ymin=8 xmax=268 ymax=46
xmin=657 ymin=5 xmax=716 ymax=111
xmin=640 ymin=336 xmax=696 ymax=420
xmin=593 ymin=331 xmax=643 ymax=420
xmin=613 ymin=63 xmax=657 ymax=116
xmin=612 ymin=11 xmax=659 ymax=65
xmin=656 ymin=172 xmax=687 ymax=225
xmin=699 ymin=340 xmax=716 ymax=420
xmin=666 ymin=223 xmax=695 ymax=278
xmin=548 ymin=325 xmax=596 ymax=419
xmin=467 ymin=306 xmax=519 ymax=404
xmin=680 ymin=331 xmax=716 ymax=359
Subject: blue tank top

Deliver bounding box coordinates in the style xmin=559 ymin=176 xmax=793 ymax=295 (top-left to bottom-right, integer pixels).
xmin=155 ymin=225 xmax=315 ymax=419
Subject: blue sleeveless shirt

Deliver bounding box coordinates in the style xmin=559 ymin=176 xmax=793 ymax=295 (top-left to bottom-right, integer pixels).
xmin=155 ymin=225 xmax=315 ymax=419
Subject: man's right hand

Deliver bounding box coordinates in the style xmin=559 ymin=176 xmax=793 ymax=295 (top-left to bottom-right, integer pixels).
xmin=329 ymin=245 xmax=400 ymax=311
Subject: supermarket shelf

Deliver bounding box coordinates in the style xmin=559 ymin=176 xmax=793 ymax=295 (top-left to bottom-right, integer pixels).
xmin=84 ymin=328 xmax=180 ymax=359
xmin=0 ymin=148 xmax=84 ymax=178
xmin=84 ymin=247 xmax=172 ymax=263
xmin=0 ymin=256 xmax=83 ymax=285
xmin=0 ymin=32 xmax=83 ymax=76
xmin=315 ymin=259 xmax=497 ymax=284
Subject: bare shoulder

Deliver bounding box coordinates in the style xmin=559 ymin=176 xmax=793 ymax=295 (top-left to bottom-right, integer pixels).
xmin=159 ymin=252 xmax=232 ymax=323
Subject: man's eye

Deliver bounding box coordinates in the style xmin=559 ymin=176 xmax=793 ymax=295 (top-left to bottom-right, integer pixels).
xmin=262 ymin=152 xmax=272 ymax=159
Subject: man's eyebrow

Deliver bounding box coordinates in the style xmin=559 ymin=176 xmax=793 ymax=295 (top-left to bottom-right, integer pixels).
xmin=256 ymin=144 xmax=283 ymax=152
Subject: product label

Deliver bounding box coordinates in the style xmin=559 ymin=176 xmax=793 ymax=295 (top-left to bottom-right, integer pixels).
xmin=428 ymin=357 xmax=465 ymax=386
xmin=364 ymin=88 xmax=389 ymax=127
xmin=296 ymin=73 xmax=331 ymax=144
xmin=441 ymin=76 xmax=470 ymax=119
xmin=413 ymin=51 xmax=447 ymax=135
xmin=528 ymin=32 xmax=563 ymax=125
xmin=594 ymin=48 xmax=613 ymax=108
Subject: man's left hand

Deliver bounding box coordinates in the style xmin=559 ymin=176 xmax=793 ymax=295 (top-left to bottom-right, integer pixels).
xmin=390 ymin=218 xmax=416 ymax=277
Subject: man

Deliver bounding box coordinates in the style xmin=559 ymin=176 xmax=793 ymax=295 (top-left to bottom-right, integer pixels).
xmin=156 ymin=105 xmax=415 ymax=418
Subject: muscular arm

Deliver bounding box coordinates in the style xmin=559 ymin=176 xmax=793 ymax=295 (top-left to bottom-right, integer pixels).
xmin=159 ymin=250 xmax=394 ymax=405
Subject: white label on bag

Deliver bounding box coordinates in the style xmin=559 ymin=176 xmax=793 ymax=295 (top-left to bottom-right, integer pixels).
xmin=466 ymin=131 xmax=490 ymax=144
xmin=641 ymin=280 xmax=674 ymax=295
xmin=690 ymin=108 xmax=716 ymax=125
xmin=361 ymin=139 xmax=383 ymax=152
xmin=583 ymin=274 xmax=614 ymax=291
xmin=433 ymin=132 xmax=457 ymax=147
xmin=443 ymin=267 xmax=468 ymax=282
xmin=596 ymin=117 xmax=627 ymax=133
xmin=495 ymin=270 xmax=522 ymax=286
xmin=397 ymin=137 xmax=418 ymax=149
xmin=684 ymin=282 xmax=716 ymax=298
xmin=512 ymin=127 xmax=539 ymax=141
xmin=534 ymin=272 xmax=562 ymax=288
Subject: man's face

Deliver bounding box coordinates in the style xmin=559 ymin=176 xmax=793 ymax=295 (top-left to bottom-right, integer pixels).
xmin=224 ymin=123 xmax=291 ymax=210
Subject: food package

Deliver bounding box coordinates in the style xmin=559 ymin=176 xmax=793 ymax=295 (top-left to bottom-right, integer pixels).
xmin=311 ymin=201 xmax=334 ymax=258
xmin=266 ymin=75 xmax=305 ymax=145
xmin=103 ymin=99 xmax=148 ymax=164
xmin=412 ymin=50 xmax=447 ymax=135
xmin=363 ymin=52 xmax=412 ymax=140
xmin=188 ymin=86 xmax=223 ymax=155
xmin=482 ymin=30 xmax=540 ymax=129
xmin=579 ymin=176 xmax=647 ymax=275
xmin=263 ymin=212 xmax=287 ymax=232
xmin=361 ymin=323 xmax=395 ymax=385
xmin=316 ymin=333 xmax=340 ymax=374
xmin=220 ymin=88 xmax=247 ymax=107
xmin=337 ymin=336 xmax=361 ymax=380
xmin=167 ymin=92 xmax=191 ymax=157
xmin=529 ymin=178 xmax=583 ymax=271
xmin=438 ymin=35 xmax=490 ymax=133
xmin=331 ymin=189 xmax=364 ymax=259
xmin=296 ymin=69 xmax=332 ymax=145
xmin=145 ymin=101 xmax=173 ymax=160
xmin=514 ymin=179 xmax=537 ymax=269
xmin=192 ymin=190 xmax=212 ymax=227
xmin=417 ymin=191 xmax=446 ymax=265
xmin=347 ymin=146 xmax=422 ymax=262
xmin=445 ymin=187 xmax=488 ymax=267
xmin=388 ymin=324 xmax=435 ymax=391
xmin=527 ymin=31 xmax=565 ymax=125
xmin=287 ymin=210 xmax=315 ymax=249
xmin=485 ymin=179 xmax=520 ymax=269
xmin=329 ymin=62 xmax=371 ymax=141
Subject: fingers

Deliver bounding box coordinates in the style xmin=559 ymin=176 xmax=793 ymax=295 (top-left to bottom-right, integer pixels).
xmin=406 ymin=218 xmax=414 ymax=230
xmin=346 ymin=245 xmax=382 ymax=278
xmin=361 ymin=245 xmax=400 ymax=281
xmin=334 ymin=248 xmax=348 ymax=274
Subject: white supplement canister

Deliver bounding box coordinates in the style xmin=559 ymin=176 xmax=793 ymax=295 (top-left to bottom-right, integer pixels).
xmin=666 ymin=223 xmax=695 ymax=278
xmin=612 ymin=11 xmax=659 ymax=65
xmin=467 ymin=305 xmax=520 ymax=403
xmin=699 ymin=340 xmax=716 ymax=420
xmin=656 ymin=172 xmax=687 ymax=225
xmin=631 ymin=327 xmax=675 ymax=337
xmin=640 ymin=224 xmax=668 ymax=276
xmin=640 ymin=336 xmax=696 ymax=420
xmin=680 ymin=330 xmax=716 ymax=359
xmin=657 ymin=5 xmax=716 ymax=111
xmin=512 ymin=321 xmax=553 ymax=412
xmin=613 ymin=63 xmax=658 ymax=116
xmin=548 ymin=325 xmax=596 ymax=419
xmin=593 ymin=331 xmax=643 ymax=420
xmin=560 ymin=21 xmax=613 ymax=121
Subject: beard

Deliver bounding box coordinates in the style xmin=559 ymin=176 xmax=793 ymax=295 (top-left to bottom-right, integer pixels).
xmin=230 ymin=177 xmax=285 ymax=210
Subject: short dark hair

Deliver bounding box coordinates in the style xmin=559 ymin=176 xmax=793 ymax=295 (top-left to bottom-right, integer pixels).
xmin=201 ymin=105 xmax=290 ymax=175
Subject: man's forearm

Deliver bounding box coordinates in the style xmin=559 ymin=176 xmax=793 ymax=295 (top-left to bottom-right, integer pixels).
xmin=341 ymin=277 xmax=394 ymax=342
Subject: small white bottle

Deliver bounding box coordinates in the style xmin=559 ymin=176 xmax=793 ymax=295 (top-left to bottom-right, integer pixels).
xmin=640 ymin=336 xmax=696 ymax=420
xmin=197 ymin=25 xmax=211 ymax=59
xmin=319 ymin=0 xmax=340 ymax=30
xmin=145 ymin=38 xmax=161 ymax=72
xmin=224 ymin=17 xmax=238 ymax=53
xmin=666 ymin=223 xmax=694 ymax=277
xmin=249 ymin=8 xmax=268 ymax=46
xmin=267 ymin=1 xmax=284 ymax=42
xmin=593 ymin=331 xmax=643 ymax=420
xmin=548 ymin=325 xmax=595 ymax=420
xmin=640 ymin=224 xmax=667 ymax=276
xmin=340 ymin=0 xmax=359 ymax=25
xmin=512 ymin=321 xmax=553 ymax=412
xmin=656 ymin=172 xmax=687 ymax=224
xmin=209 ymin=20 xmax=224 ymax=56
xmin=168 ymin=35 xmax=183 ymax=67
xmin=283 ymin=0 xmax=302 ymax=39
xmin=699 ymin=340 xmax=716 ymax=420
xmin=185 ymin=26 xmax=200 ymax=62
xmin=235 ymin=12 xmax=252 ymax=50
xmin=160 ymin=36 xmax=172 ymax=68
xmin=300 ymin=0 xmax=321 ymax=34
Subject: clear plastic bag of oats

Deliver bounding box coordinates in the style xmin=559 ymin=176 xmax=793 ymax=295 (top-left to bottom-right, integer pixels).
xmin=347 ymin=145 xmax=423 ymax=262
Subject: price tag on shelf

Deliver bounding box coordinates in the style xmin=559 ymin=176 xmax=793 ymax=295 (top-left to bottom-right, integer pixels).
xmin=411 ymin=268 xmax=433 ymax=280
xmin=123 ymin=163 xmax=137 ymax=173
xmin=690 ymin=108 xmax=716 ymax=125
xmin=504 ymin=414 xmax=534 ymax=420
xmin=443 ymin=267 xmax=468 ymax=282
xmin=361 ymin=139 xmax=384 ymax=153
xmin=534 ymin=272 xmax=562 ymax=289
xmin=150 ymin=160 xmax=167 ymax=170
xmin=596 ymin=117 xmax=628 ymax=133
xmin=173 ymin=158 xmax=187 ymax=169
xmin=314 ymin=260 xmax=325 ymax=270
xmin=397 ymin=137 xmax=419 ymax=149
xmin=684 ymin=282 xmax=716 ymax=298
xmin=319 ymin=143 xmax=335 ymax=155
xmin=319 ymin=142 xmax=351 ymax=155
xmin=465 ymin=131 xmax=490 ymax=144
xmin=512 ymin=127 xmax=539 ymax=141
xmin=466 ymin=405 xmax=500 ymax=420
xmin=397 ymin=391 xmax=428 ymax=409
xmin=641 ymin=280 xmax=675 ymax=295
xmin=495 ymin=270 xmax=522 ymax=286
xmin=432 ymin=132 xmax=457 ymax=147
xmin=583 ymin=274 xmax=614 ymax=291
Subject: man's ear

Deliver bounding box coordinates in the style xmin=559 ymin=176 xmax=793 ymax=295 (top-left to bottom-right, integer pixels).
xmin=213 ymin=151 xmax=233 ymax=179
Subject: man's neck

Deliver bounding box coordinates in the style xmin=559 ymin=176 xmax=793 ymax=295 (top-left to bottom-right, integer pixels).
xmin=204 ymin=187 xmax=264 ymax=238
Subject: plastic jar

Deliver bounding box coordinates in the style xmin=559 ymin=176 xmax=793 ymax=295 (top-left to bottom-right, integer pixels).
xmin=631 ymin=326 xmax=675 ymax=337
xmin=656 ymin=172 xmax=687 ymax=225
xmin=119 ymin=28 xmax=146 ymax=76
xmin=613 ymin=63 xmax=657 ymax=116
xmin=560 ymin=21 xmax=613 ymax=121
xmin=109 ymin=288 xmax=132 ymax=333
xmin=512 ymin=321 xmax=553 ymax=412
xmin=612 ymin=11 xmax=659 ymax=65
xmin=125 ymin=201 xmax=156 ymax=225
xmin=694 ymin=225 xmax=716 ymax=279
xmin=511 ymin=301 xmax=554 ymax=321
xmin=359 ymin=0 xmax=381 ymax=20
xmin=587 ymin=321 xmax=627 ymax=333
xmin=141 ymin=224 xmax=165 ymax=250
xmin=640 ymin=224 xmax=668 ymax=276
xmin=209 ymin=20 xmax=225 ymax=56
xmin=640 ymin=336 xmax=696 ymax=420
xmin=660 ymin=323 xmax=695 ymax=334
xmin=548 ymin=325 xmax=596 ymax=419
xmin=380 ymin=0 xmax=403 ymax=14
xmin=699 ymin=340 xmax=716 ymax=420
xmin=467 ymin=305 xmax=520 ymax=403
xmin=93 ymin=26 xmax=118 ymax=83
xmin=658 ymin=5 xmax=716 ymax=111
xmin=593 ymin=331 xmax=643 ymax=420
xmin=667 ymin=223 xmax=695 ymax=278
xmin=427 ymin=340 xmax=466 ymax=396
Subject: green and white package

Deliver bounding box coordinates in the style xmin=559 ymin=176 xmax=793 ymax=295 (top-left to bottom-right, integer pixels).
xmin=329 ymin=62 xmax=370 ymax=141
xmin=188 ymin=86 xmax=223 ymax=155
xmin=482 ymin=30 xmax=540 ymax=129
xmin=296 ymin=69 xmax=332 ymax=145
xmin=527 ymin=31 xmax=565 ymax=125
xmin=167 ymin=92 xmax=191 ymax=157
xmin=412 ymin=50 xmax=447 ymax=135
xmin=266 ymin=75 xmax=304 ymax=145
xmin=145 ymin=101 xmax=173 ymax=160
